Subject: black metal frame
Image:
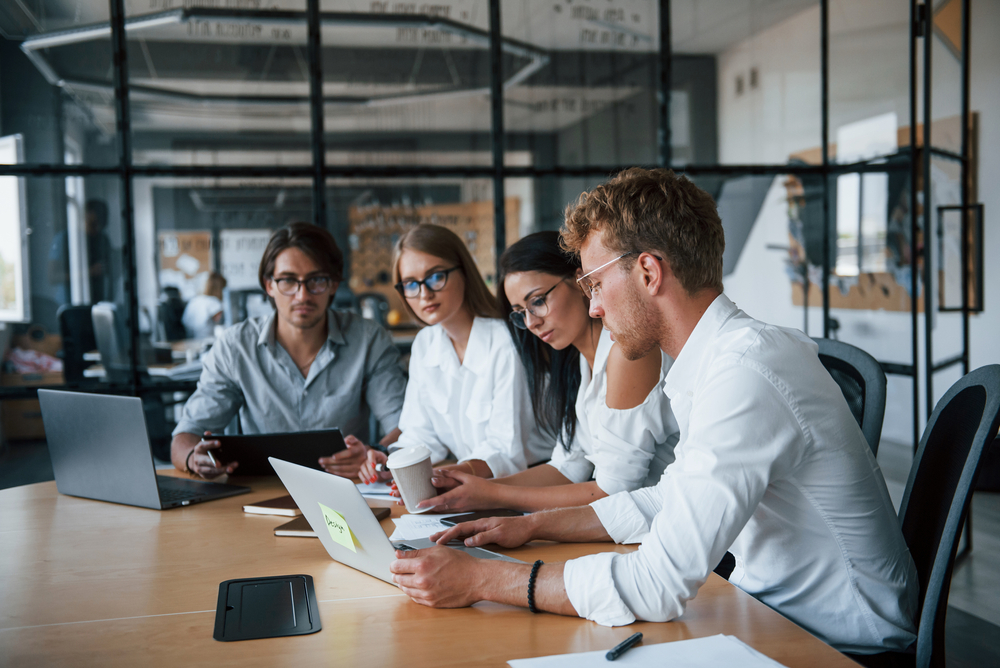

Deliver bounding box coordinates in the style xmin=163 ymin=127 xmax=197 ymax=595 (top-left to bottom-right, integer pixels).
xmin=0 ymin=0 xmax=978 ymax=456
xmin=937 ymin=203 xmax=984 ymax=314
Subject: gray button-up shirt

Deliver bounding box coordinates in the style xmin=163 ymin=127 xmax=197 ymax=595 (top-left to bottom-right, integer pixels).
xmin=173 ymin=309 xmax=406 ymax=442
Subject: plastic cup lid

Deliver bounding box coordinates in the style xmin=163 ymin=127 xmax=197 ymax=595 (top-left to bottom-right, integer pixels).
xmin=386 ymin=444 xmax=431 ymax=469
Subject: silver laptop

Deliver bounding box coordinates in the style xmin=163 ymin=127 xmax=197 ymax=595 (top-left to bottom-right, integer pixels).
xmin=38 ymin=389 xmax=250 ymax=509
xmin=269 ymin=457 xmax=521 ymax=585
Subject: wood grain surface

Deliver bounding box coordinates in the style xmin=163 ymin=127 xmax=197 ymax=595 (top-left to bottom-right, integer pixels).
xmin=0 ymin=474 xmax=858 ymax=667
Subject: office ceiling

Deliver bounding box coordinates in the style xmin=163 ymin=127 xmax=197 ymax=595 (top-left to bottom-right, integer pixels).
xmin=4 ymin=1 xmax=817 ymax=144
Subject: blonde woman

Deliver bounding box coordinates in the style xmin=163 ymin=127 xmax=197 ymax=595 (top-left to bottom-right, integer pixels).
xmin=359 ymin=224 xmax=551 ymax=489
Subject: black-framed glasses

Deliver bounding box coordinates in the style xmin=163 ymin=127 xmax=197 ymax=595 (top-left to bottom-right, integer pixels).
xmin=508 ymin=281 xmax=561 ymax=330
xmin=395 ymin=266 xmax=461 ymax=299
xmin=271 ymin=275 xmax=333 ymax=296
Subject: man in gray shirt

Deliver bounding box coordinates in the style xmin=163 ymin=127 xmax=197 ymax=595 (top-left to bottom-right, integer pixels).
xmin=171 ymin=222 xmax=407 ymax=478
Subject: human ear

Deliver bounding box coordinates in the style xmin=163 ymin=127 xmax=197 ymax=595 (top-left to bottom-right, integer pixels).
xmin=638 ymin=253 xmax=664 ymax=295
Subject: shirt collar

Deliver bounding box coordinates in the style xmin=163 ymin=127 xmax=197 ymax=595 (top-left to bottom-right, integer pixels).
xmin=422 ymin=316 xmax=493 ymax=376
xmin=663 ymin=293 xmax=738 ymax=398
xmin=256 ymin=309 xmax=346 ymax=350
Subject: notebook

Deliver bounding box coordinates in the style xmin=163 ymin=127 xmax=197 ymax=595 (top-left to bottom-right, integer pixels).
xmin=38 ymin=389 xmax=249 ymax=510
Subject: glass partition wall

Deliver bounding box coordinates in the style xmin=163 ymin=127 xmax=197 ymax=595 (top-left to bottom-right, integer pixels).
xmin=0 ymin=0 xmax=976 ymax=450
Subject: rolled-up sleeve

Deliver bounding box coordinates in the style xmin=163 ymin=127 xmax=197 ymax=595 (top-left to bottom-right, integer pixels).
xmin=589 ymin=385 xmax=676 ymax=495
xmin=590 ymin=485 xmax=663 ymax=544
xmin=173 ymin=336 xmax=243 ymax=437
xmin=564 ymin=552 xmax=636 ymax=626
xmin=363 ymin=325 xmax=407 ymax=435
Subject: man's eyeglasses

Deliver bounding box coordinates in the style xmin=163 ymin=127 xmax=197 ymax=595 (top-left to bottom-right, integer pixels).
xmin=395 ymin=267 xmax=461 ymax=299
xmin=272 ymin=275 xmax=333 ymax=296
xmin=508 ymin=281 xmax=561 ymax=330
xmin=576 ymin=251 xmax=662 ymax=299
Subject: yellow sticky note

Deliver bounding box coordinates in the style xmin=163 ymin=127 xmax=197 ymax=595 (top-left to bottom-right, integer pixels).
xmin=318 ymin=503 xmax=358 ymax=552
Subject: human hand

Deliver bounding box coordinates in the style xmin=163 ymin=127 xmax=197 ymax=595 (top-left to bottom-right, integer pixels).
xmin=319 ymin=435 xmax=369 ymax=478
xmin=430 ymin=515 xmax=536 ymax=549
xmin=414 ymin=468 xmax=496 ymax=512
xmin=358 ymin=448 xmax=394 ymax=485
xmin=389 ymin=545 xmax=484 ymax=608
xmin=189 ymin=431 xmax=236 ymax=478
xmin=427 ymin=463 xmax=475 ymax=492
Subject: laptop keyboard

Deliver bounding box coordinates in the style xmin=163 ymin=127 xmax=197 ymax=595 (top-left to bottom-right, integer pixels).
xmin=156 ymin=478 xmax=202 ymax=503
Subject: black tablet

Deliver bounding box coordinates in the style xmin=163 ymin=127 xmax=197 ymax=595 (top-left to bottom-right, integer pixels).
xmin=213 ymin=429 xmax=346 ymax=476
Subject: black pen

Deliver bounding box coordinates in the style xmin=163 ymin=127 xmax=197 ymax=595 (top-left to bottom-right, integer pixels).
xmin=605 ymin=632 xmax=642 ymax=661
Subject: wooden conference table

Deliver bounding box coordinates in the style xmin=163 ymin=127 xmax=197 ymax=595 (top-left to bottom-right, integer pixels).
xmin=0 ymin=474 xmax=858 ymax=667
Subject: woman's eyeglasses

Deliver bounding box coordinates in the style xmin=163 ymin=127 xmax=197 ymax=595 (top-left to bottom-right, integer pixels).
xmin=395 ymin=267 xmax=461 ymax=299
xmin=271 ymin=275 xmax=333 ymax=296
xmin=508 ymin=281 xmax=561 ymax=330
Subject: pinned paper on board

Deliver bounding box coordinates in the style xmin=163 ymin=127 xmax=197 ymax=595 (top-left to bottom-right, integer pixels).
xmin=318 ymin=503 xmax=359 ymax=552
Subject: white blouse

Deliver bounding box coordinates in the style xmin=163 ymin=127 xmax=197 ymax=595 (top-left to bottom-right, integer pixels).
xmin=549 ymin=327 xmax=679 ymax=495
xmin=394 ymin=317 xmax=552 ymax=479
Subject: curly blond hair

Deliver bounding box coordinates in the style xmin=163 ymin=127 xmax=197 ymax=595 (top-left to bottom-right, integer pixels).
xmin=560 ymin=167 xmax=725 ymax=295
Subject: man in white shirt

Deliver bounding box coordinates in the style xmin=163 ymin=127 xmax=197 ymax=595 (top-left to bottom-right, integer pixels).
xmin=388 ymin=167 xmax=919 ymax=656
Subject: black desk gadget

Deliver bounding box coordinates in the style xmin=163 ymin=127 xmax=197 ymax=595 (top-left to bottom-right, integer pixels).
xmin=213 ymin=429 xmax=347 ymax=476
xmin=214 ymin=574 xmax=321 ymax=641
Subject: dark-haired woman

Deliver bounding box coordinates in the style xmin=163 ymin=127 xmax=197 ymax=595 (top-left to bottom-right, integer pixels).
xmin=358 ymin=225 xmax=551 ymax=493
xmin=414 ymin=231 xmax=678 ymax=513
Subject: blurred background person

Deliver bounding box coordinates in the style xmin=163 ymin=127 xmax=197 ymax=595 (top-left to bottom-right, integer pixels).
xmin=183 ymin=272 xmax=227 ymax=339
xmin=48 ymin=198 xmax=115 ymax=306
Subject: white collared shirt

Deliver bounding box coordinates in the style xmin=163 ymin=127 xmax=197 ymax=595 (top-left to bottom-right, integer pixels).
xmin=394 ymin=317 xmax=552 ymax=478
xmin=563 ymin=295 xmax=919 ymax=654
xmin=549 ymin=327 xmax=679 ymax=495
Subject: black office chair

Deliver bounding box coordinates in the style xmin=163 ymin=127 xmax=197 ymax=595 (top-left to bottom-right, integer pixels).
xmin=157 ymin=292 xmax=187 ymax=342
xmin=852 ymin=365 xmax=1000 ymax=668
xmin=812 ymin=337 xmax=887 ymax=456
xmin=57 ymin=304 xmax=97 ymax=383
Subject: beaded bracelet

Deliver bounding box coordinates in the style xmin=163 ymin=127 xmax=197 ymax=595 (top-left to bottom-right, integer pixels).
xmin=527 ymin=559 xmax=544 ymax=613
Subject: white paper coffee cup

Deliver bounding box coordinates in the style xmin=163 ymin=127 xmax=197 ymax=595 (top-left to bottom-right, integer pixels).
xmin=386 ymin=445 xmax=437 ymax=514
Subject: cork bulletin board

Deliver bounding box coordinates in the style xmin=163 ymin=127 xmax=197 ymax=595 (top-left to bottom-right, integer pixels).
xmin=347 ymin=199 xmax=520 ymax=326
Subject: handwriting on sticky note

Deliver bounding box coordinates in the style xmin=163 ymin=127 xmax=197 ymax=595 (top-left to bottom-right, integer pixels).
xmin=318 ymin=503 xmax=357 ymax=552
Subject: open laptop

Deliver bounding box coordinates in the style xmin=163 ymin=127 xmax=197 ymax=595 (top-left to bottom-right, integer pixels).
xmin=270 ymin=457 xmax=521 ymax=585
xmin=38 ymin=389 xmax=250 ymax=509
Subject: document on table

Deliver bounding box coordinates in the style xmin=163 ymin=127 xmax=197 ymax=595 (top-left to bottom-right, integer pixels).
xmin=356 ymin=481 xmax=394 ymax=499
xmin=389 ymin=513 xmax=465 ymax=541
xmin=507 ymin=634 xmax=787 ymax=668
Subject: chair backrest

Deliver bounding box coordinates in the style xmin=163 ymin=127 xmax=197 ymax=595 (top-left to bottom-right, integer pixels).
xmin=898 ymin=365 xmax=1000 ymax=668
xmin=91 ymin=302 xmax=131 ymax=383
xmin=57 ymin=304 xmax=97 ymax=383
xmin=157 ymin=299 xmax=187 ymax=341
xmin=812 ymin=337 xmax=887 ymax=456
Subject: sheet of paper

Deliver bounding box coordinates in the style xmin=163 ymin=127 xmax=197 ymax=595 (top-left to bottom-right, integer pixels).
xmin=388 ymin=512 xmax=464 ymax=541
xmin=356 ymin=481 xmax=395 ymax=499
xmin=507 ymin=634 xmax=787 ymax=668
xmin=318 ymin=502 xmax=359 ymax=553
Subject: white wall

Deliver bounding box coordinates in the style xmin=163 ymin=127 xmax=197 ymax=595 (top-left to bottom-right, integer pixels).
xmin=718 ymin=0 xmax=999 ymax=446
